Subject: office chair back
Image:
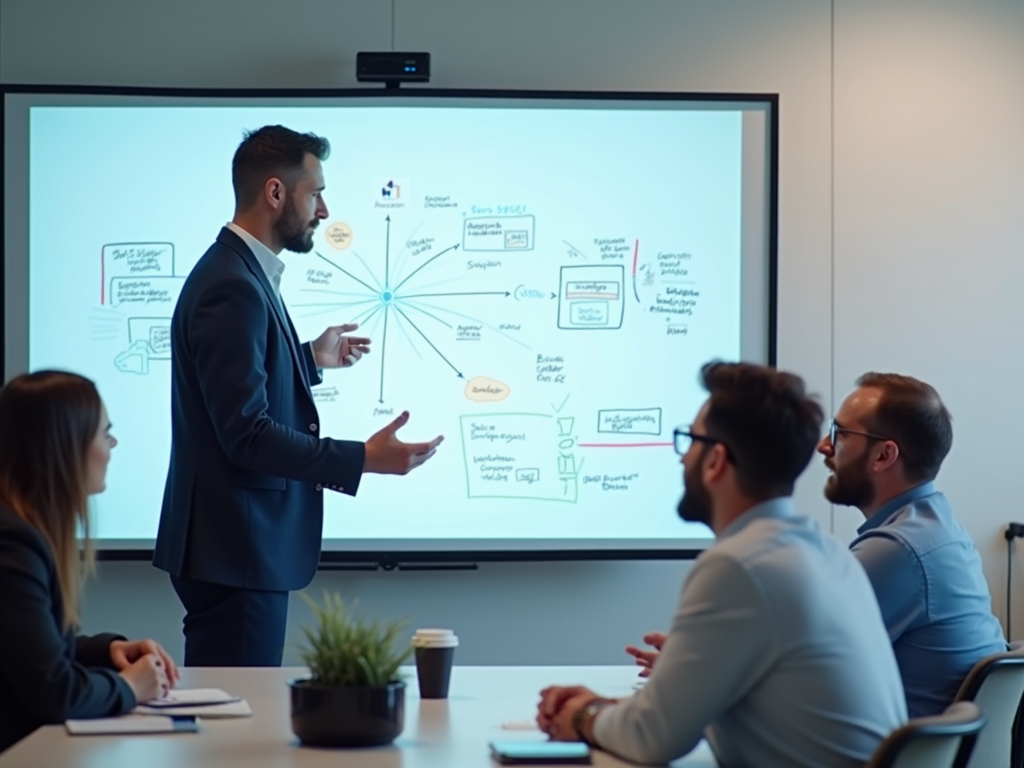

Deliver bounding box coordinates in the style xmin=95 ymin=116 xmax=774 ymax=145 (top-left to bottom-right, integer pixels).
xmin=865 ymin=701 xmax=985 ymax=768
xmin=953 ymin=643 xmax=1024 ymax=768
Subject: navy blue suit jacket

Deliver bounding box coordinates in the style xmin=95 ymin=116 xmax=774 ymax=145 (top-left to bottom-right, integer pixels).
xmin=0 ymin=504 xmax=135 ymax=753
xmin=153 ymin=227 xmax=365 ymax=591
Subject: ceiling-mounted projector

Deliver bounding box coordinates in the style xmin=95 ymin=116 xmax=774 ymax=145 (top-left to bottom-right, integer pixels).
xmin=356 ymin=52 xmax=431 ymax=88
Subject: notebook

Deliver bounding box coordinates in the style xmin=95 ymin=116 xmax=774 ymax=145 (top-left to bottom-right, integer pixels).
xmin=65 ymin=715 xmax=198 ymax=735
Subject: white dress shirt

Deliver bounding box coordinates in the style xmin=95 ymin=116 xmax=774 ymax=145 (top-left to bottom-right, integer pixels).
xmin=227 ymin=222 xmax=285 ymax=302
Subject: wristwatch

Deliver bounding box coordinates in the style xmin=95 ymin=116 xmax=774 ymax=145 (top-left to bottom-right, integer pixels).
xmin=572 ymin=699 xmax=610 ymax=744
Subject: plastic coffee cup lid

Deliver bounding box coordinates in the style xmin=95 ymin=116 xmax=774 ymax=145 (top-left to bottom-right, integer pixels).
xmin=412 ymin=628 xmax=459 ymax=648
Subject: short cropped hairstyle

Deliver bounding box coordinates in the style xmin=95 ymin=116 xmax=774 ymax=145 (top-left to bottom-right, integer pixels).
xmin=855 ymin=372 xmax=952 ymax=483
xmin=231 ymin=125 xmax=330 ymax=210
xmin=701 ymin=361 xmax=824 ymax=499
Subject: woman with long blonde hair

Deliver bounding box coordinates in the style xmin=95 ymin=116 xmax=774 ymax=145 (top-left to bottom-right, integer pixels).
xmin=0 ymin=370 xmax=179 ymax=752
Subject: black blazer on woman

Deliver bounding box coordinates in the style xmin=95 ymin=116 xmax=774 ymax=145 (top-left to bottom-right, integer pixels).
xmin=0 ymin=504 xmax=136 ymax=752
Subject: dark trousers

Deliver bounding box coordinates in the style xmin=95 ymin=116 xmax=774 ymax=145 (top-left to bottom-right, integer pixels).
xmin=170 ymin=575 xmax=289 ymax=667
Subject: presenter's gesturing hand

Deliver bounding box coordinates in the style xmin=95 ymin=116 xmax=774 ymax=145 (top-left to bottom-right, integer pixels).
xmin=364 ymin=411 xmax=443 ymax=475
xmin=312 ymin=323 xmax=371 ymax=368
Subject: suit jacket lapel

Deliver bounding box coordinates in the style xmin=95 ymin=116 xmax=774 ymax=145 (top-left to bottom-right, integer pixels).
xmin=216 ymin=228 xmax=313 ymax=401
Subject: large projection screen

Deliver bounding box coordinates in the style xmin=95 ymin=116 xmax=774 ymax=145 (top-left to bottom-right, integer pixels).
xmin=2 ymin=87 xmax=777 ymax=563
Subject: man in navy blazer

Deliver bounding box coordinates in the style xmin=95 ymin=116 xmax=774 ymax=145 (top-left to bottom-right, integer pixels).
xmin=153 ymin=126 xmax=442 ymax=667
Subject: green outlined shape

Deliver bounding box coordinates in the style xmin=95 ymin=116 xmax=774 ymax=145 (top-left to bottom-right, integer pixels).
xmin=459 ymin=412 xmax=579 ymax=502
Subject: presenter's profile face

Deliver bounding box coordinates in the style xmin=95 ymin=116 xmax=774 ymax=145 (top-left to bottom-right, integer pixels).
xmin=275 ymin=153 xmax=329 ymax=253
xmin=677 ymin=404 xmax=713 ymax=526
xmin=86 ymin=404 xmax=117 ymax=494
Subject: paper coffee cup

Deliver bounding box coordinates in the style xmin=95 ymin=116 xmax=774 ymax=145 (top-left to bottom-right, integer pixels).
xmin=413 ymin=629 xmax=458 ymax=698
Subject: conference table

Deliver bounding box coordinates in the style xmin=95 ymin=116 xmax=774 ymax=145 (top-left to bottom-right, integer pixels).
xmin=1 ymin=666 xmax=719 ymax=767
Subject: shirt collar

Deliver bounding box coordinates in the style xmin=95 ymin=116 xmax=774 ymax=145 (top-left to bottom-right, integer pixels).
xmin=857 ymin=481 xmax=937 ymax=535
xmin=227 ymin=222 xmax=285 ymax=290
xmin=719 ymin=496 xmax=796 ymax=540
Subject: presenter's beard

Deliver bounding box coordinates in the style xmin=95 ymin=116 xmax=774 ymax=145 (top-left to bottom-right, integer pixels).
xmin=275 ymin=199 xmax=318 ymax=253
xmin=677 ymin=452 xmax=713 ymax=527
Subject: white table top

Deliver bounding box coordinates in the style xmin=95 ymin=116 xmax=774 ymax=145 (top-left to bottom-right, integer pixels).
xmin=1 ymin=666 xmax=718 ymax=767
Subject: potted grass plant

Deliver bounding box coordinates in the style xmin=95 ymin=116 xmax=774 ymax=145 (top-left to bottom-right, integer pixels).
xmin=289 ymin=591 xmax=413 ymax=747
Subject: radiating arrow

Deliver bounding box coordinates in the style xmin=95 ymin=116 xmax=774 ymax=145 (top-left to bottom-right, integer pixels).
xmin=393 ymin=244 xmax=460 ymax=292
xmin=378 ymin=306 xmax=389 ymax=403
xmin=385 ymin=216 xmax=391 ymax=289
xmin=314 ymin=252 xmax=378 ymax=295
xmin=400 ymin=290 xmax=509 ymax=299
xmin=394 ymin=306 xmax=463 ymax=378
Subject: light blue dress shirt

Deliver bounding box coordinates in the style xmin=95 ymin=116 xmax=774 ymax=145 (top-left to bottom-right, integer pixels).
xmin=851 ymin=482 xmax=1007 ymax=718
xmin=594 ymin=497 xmax=907 ymax=768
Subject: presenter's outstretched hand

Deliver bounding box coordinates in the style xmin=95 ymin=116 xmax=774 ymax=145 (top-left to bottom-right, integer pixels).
xmin=118 ymin=653 xmax=170 ymax=703
xmin=364 ymin=411 xmax=443 ymax=475
xmin=624 ymin=631 xmax=666 ymax=677
xmin=110 ymin=638 xmax=179 ymax=687
xmin=311 ymin=323 xmax=371 ymax=368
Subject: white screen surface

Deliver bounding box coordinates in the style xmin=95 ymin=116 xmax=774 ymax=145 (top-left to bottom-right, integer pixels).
xmin=4 ymin=91 xmax=775 ymax=556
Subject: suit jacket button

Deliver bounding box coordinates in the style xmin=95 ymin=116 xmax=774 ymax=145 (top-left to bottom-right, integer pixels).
xmin=314 ymin=483 xmax=323 ymax=491
xmin=309 ymin=423 xmax=318 ymax=433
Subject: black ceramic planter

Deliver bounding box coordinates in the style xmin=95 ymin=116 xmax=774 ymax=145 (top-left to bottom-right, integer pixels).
xmin=289 ymin=678 xmax=406 ymax=747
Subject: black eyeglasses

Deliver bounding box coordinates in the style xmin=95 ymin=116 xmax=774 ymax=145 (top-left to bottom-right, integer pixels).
xmin=828 ymin=418 xmax=892 ymax=446
xmin=673 ymin=428 xmax=722 ymax=456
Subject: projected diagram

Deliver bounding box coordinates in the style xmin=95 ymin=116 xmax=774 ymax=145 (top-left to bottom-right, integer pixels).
xmin=94 ymin=242 xmax=184 ymax=375
xmin=88 ymin=214 xmax=695 ymax=505
xmin=292 ymin=213 xmax=538 ymax=404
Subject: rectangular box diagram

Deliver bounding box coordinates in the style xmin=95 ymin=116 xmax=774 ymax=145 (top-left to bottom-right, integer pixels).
xmin=460 ymin=413 xmax=578 ymax=502
xmin=462 ymin=215 xmax=535 ymax=252
xmin=597 ymin=408 xmax=663 ymax=435
xmin=558 ymin=265 xmax=624 ymax=330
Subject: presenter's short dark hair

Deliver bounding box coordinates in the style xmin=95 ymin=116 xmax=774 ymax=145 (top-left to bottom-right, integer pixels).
xmin=855 ymin=372 xmax=952 ymax=482
xmin=231 ymin=125 xmax=330 ymax=209
xmin=700 ymin=361 xmax=824 ymax=499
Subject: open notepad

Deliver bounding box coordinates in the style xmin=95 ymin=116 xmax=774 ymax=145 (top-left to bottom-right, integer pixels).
xmin=134 ymin=688 xmax=252 ymax=718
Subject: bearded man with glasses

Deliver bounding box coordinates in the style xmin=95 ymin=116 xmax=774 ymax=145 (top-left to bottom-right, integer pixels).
xmin=817 ymin=372 xmax=1005 ymax=718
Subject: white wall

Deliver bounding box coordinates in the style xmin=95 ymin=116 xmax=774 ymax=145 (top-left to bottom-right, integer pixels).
xmin=832 ymin=0 xmax=1024 ymax=634
xmin=3 ymin=0 xmax=1023 ymax=661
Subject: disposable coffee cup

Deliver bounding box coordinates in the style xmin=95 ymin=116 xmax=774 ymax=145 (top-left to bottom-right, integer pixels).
xmin=412 ymin=629 xmax=458 ymax=699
